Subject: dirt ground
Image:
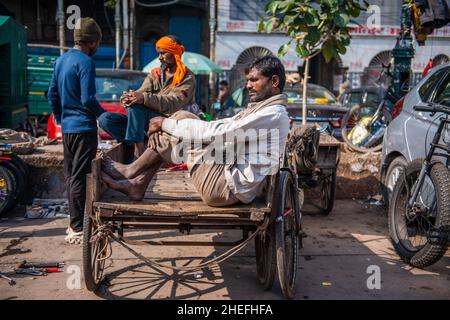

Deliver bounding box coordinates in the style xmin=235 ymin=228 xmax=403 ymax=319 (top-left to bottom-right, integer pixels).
xmin=1 ymin=200 xmax=449 ymax=300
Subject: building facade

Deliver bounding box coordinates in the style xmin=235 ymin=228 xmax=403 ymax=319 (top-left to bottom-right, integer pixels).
xmin=215 ymin=0 xmax=450 ymax=93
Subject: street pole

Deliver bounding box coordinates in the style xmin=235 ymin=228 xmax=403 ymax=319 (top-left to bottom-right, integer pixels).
xmin=302 ymin=57 xmax=310 ymax=125
xmin=56 ymin=0 xmax=65 ymax=56
xmin=129 ymin=0 xmax=135 ymax=70
xmin=209 ymin=0 xmax=217 ymax=112
xmin=36 ymin=0 xmax=42 ymax=39
xmin=122 ymin=0 xmax=129 ymax=66
xmin=115 ymin=1 xmax=121 ymax=68
xmin=392 ymin=1 xmax=414 ymax=96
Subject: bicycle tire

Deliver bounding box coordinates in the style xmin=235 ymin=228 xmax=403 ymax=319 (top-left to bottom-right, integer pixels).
xmin=389 ymin=159 xmax=450 ymax=268
xmin=275 ymin=171 xmax=300 ymax=299
xmin=0 ymin=166 xmax=15 ymax=216
xmin=341 ymin=104 xmax=385 ymax=153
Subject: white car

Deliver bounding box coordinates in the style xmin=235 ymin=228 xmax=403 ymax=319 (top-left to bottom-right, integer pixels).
xmin=381 ymin=62 xmax=450 ymax=207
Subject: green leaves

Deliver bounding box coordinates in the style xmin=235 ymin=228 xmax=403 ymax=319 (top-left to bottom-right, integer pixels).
xmin=267 ymin=1 xmax=282 ymax=15
xmin=265 ymin=17 xmax=278 ymax=33
xmin=305 ymin=27 xmax=320 ymax=43
xmin=322 ymin=41 xmax=336 ymax=63
xmin=295 ymin=44 xmax=310 ymax=58
xmin=278 ymin=43 xmax=291 ymax=57
xmin=260 ymin=0 xmax=368 ymax=61
xmin=333 ymin=13 xmax=349 ymax=27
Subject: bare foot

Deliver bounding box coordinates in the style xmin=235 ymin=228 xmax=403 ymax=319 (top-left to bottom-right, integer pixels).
xmin=101 ymin=173 xmax=147 ymax=201
xmin=101 ymin=155 xmax=130 ymax=179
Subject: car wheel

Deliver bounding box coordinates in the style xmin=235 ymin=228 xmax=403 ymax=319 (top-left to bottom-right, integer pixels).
xmin=382 ymin=156 xmax=407 ymax=208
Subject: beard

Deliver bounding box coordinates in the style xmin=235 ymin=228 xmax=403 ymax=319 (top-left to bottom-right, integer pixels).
xmin=249 ymin=88 xmax=272 ymax=102
xmin=160 ymin=60 xmax=175 ymax=71
xmin=160 ymin=60 xmax=169 ymax=70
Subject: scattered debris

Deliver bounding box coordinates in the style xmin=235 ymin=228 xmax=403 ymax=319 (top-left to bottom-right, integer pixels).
xmin=361 ymin=194 xmax=385 ymax=207
xmin=15 ymin=268 xmax=47 ymax=276
xmin=0 ymin=129 xmax=58 ymax=154
xmin=0 ymin=272 xmax=16 ymax=286
xmin=18 ymin=261 xmax=65 ymax=269
xmin=350 ymin=163 xmax=364 ymax=173
xmin=98 ymin=141 xmax=113 ymax=151
xmin=25 ymin=199 xmax=68 ymax=219
xmin=367 ymin=164 xmax=379 ymax=174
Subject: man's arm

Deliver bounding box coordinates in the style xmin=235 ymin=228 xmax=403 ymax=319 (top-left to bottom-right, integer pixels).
xmin=142 ymin=74 xmax=196 ymax=115
xmin=161 ymin=107 xmax=288 ymax=141
xmin=47 ymin=68 xmax=62 ymax=123
xmin=79 ymin=60 xmax=105 ymax=117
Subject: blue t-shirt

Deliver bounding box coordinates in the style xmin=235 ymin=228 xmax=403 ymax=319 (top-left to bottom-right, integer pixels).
xmin=47 ymin=49 xmax=105 ymax=134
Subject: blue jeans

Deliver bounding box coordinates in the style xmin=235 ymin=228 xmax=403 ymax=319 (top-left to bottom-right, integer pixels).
xmin=98 ymin=104 xmax=163 ymax=143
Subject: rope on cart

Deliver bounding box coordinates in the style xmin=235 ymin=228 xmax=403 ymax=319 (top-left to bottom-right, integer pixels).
xmin=89 ymin=210 xmax=271 ymax=273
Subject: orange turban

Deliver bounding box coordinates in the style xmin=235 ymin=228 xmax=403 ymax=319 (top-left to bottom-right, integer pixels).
xmin=156 ymin=36 xmax=186 ymax=87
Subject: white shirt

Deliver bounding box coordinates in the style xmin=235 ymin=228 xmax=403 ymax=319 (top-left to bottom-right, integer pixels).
xmin=162 ymin=104 xmax=290 ymax=203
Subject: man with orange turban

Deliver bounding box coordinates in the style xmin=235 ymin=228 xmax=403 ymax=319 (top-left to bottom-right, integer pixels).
xmin=98 ymin=35 xmax=197 ymax=159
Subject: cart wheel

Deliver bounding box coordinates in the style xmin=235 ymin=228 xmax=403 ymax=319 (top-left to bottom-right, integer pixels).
xmin=320 ymin=169 xmax=337 ymax=215
xmin=82 ymin=212 xmax=107 ymax=292
xmin=255 ymin=223 xmax=276 ymax=290
xmin=275 ymin=171 xmax=300 ymax=299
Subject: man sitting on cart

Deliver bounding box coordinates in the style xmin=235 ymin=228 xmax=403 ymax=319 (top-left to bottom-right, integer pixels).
xmin=102 ymin=55 xmax=290 ymax=206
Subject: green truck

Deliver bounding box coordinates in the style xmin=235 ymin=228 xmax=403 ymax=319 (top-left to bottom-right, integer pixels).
xmin=0 ymin=15 xmax=28 ymax=130
xmin=0 ymin=15 xmax=58 ymax=135
xmin=26 ymin=53 xmax=57 ymax=134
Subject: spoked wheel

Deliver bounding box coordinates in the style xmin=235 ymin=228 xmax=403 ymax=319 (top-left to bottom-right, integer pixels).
xmin=275 ymin=171 xmax=301 ymax=299
xmin=319 ymin=169 xmax=337 ymax=215
xmin=255 ymin=222 xmax=276 ymax=290
xmin=82 ymin=212 xmax=107 ymax=291
xmin=0 ymin=166 xmax=15 ymax=216
xmin=389 ymin=159 xmax=450 ymax=268
xmin=341 ymin=104 xmax=388 ymax=153
xmin=0 ymin=161 xmax=25 ymax=212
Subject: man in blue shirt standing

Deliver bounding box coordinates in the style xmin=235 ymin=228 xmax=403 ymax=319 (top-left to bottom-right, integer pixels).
xmin=48 ymin=17 xmax=105 ymax=244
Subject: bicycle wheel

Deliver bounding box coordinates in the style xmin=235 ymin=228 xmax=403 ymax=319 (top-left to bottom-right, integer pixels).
xmin=341 ymin=104 xmax=387 ymax=153
xmin=389 ymin=159 xmax=450 ymax=268
xmin=319 ymin=168 xmax=337 ymax=215
xmin=0 ymin=166 xmax=15 ymax=216
xmin=275 ymin=171 xmax=300 ymax=299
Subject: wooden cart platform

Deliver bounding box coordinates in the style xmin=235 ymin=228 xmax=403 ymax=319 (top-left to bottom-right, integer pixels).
xmin=83 ymin=143 xmax=302 ymax=299
xmin=93 ymin=171 xmax=270 ymax=221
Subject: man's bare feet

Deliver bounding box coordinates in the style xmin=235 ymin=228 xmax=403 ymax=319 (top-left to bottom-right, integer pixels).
xmin=101 ymin=154 xmax=130 ymax=179
xmin=101 ymin=173 xmax=147 ymax=201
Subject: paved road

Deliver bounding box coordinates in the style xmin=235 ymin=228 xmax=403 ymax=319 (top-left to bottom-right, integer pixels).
xmin=0 ymin=200 xmax=449 ymax=300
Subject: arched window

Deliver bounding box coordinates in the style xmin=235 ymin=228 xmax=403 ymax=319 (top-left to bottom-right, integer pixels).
xmin=229 ymin=47 xmax=274 ymax=90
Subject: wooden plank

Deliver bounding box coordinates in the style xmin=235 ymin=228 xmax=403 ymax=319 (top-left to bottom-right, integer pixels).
xmin=85 ymin=174 xmax=94 ymax=217
xmin=91 ymin=157 xmax=102 ymax=202
xmin=102 ymin=189 xmax=202 ymax=201
xmin=93 ymin=199 xmax=270 ymax=215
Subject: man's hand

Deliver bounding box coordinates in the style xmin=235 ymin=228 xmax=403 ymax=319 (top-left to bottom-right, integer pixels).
xmin=120 ymin=90 xmax=144 ymax=107
xmin=148 ymin=116 xmax=164 ymax=136
xmin=148 ymin=132 xmax=162 ymax=150
xmin=128 ymin=90 xmax=144 ymax=106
